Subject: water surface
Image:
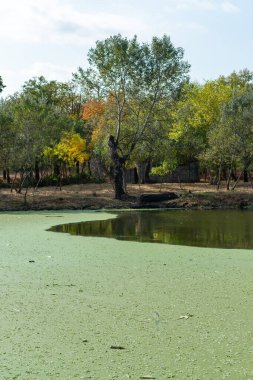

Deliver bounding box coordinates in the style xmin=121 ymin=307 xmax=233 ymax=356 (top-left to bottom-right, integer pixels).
xmin=49 ymin=209 xmax=253 ymax=249
xmin=2 ymin=211 xmax=253 ymax=379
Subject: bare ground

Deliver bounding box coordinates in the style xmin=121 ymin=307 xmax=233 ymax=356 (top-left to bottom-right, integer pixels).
xmin=1 ymin=181 xmax=253 ymax=211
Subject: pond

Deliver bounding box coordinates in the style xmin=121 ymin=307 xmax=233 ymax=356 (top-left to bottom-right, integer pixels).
xmin=2 ymin=211 xmax=253 ymax=378
xmin=48 ymin=209 xmax=253 ymax=249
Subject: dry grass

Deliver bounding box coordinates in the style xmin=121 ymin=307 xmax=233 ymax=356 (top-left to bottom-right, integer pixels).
xmin=0 ymin=181 xmax=253 ymax=211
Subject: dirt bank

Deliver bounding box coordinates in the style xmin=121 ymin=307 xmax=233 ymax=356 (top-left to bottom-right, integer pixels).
xmin=1 ymin=182 xmax=253 ymax=211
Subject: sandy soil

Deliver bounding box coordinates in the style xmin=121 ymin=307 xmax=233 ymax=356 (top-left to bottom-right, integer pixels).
xmin=1 ymin=181 xmax=253 ymax=211
xmin=1 ymin=211 xmax=253 ymax=379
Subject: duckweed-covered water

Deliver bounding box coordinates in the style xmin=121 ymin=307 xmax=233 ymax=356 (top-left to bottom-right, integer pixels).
xmin=2 ymin=211 xmax=253 ymax=379
xmin=49 ymin=209 xmax=253 ymax=249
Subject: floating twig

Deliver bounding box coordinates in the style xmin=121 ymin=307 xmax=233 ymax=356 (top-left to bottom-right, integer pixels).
xmin=110 ymin=345 xmax=126 ymax=350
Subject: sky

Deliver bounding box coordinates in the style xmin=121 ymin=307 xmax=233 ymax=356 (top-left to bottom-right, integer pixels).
xmin=0 ymin=0 xmax=252 ymax=97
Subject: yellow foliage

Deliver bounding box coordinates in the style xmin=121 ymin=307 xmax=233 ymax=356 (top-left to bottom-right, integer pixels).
xmin=44 ymin=132 xmax=89 ymax=166
xmin=170 ymin=81 xmax=232 ymax=140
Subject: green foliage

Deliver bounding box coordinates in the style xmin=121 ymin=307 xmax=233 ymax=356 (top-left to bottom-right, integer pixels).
xmin=151 ymin=159 xmax=178 ymax=176
xmin=74 ymin=34 xmax=190 ymax=155
xmin=169 ymin=70 xmax=253 ymax=167
xmin=40 ymin=173 xmax=89 ymax=186
xmin=2 ymin=41 xmax=253 ymax=190
xmin=74 ymin=34 xmax=189 ymax=195
xmin=0 ymin=76 xmax=5 ymax=93
xmin=169 ymin=80 xmax=232 ymax=144
xmin=0 ymin=76 xmax=87 ymax=191
xmin=201 ymin=88 xmax=253 ymax=173
xmin=0 ymin=98 xmax=16 ymax=171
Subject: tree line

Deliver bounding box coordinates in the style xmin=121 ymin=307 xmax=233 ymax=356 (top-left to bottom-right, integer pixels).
xmin=1 ymin=35 xmax=253 ymax=199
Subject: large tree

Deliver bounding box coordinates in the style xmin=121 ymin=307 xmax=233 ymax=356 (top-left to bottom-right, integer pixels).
xmin=74 ymin=34 xmax=190 ymax=199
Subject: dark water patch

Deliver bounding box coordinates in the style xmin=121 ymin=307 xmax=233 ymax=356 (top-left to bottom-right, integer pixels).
xmin=45 ymin=215 xmax=63 ymax=218
xmin=48 ymin=210 xmax=253 ymax=249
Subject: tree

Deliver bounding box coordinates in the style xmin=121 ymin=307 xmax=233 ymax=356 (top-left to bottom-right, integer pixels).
xmin=0 ymin=98 xmax=16 ymax=181
xmin=0 ymin=76 xmax=5 ymax=93
xmin=169 ymin=71 xmax=253 ymax=180
xmin=74 ymin=34 xmax=190 ymax=199
xmin=169 ymin=81 xmax=232 ymax=162
xmin=0 ymin=76 xmax=85 ymax=191
xmin=14 ymin=77 xmax=82 ymax=182
xmin=200 ymin=115 xmax=238 ymax=189
xmin=204 ymin=89 xmax=253 ymax=189
xmin=44 ymin=132 xmax=89 ymax=172
xmin=151 ymin=158 xmax=178 ymax=191
xmin=219 ymin=68 xmax=253 ymax=90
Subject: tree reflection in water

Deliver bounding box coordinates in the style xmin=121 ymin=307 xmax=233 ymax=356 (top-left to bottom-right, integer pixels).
xmin=48 ymin=210 xmax=253 ymax=249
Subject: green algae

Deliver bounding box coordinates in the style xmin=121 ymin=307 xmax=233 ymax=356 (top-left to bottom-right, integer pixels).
xmin=1 ymin=211 xmax=253 ymax=379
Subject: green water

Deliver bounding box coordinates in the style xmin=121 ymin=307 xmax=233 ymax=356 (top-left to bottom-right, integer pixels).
xmin=48 ymin=209 xmax=253 ymax=249
xmin=2 ymin=211 xmax=253 ymax=378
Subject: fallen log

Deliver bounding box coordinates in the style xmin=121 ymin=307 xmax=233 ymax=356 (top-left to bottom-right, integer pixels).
xmin=139 ymin=192 xmax=178 ymax=203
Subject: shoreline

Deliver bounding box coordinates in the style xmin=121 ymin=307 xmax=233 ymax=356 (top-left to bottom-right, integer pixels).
xmin=1 ymin=182 xmax=253 ymax=211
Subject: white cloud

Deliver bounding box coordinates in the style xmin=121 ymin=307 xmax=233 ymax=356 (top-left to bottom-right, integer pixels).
xmin=22 ymin=62 xmax=75 ymax=82
xmin=166 ymin=0 xmax=240 ymax=13
xmin=173 ymin=0 xmax=216 ymax=11
xmin=1 ymin=62 xmax=75 ymax=97
xmin=221 ymin=1 xmax=240 ymax=13
xmin=0 ymin=0 xmax=146 ymax=45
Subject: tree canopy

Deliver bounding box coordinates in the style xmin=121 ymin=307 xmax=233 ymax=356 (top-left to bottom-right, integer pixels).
xmin=74 ymin=34 xmax=190 ymax=198
xmin=1 ymin=37 xmax=253 ymax=195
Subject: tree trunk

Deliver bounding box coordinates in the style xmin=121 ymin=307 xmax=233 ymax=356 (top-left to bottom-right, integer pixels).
xmin=216 ymin=163 xmax=222 ymax=190
xmin=136 ymin=161 xmax=147 ymax=184
xmin=76 ymin=161 xmax=80 ymax=175
xmin=108 ymin=135 xmax=125 ymax=200
xmin=3 ymin=169 xmax=6 ymax=181
xmin=243 ymin=169 xmax=248 ymax=182
xmin=226 ymin=166 xmax=232 ymax=190
xmin=133 ymin=167 xmax=138 ymax=184
xmin=6 ymin=169 xmax=10 ymax=183
xmin=122 ymin=167 xmax=127 ymax=193
xmin=145 ymin=158 xmax=151 ymax=183
xmin=232 ymin=170 xmax=243 ymax=190
xmin=35 ymin=159 xmax=40 ymax=182
xmin=86 ymin=160 xmax=91 ymax=176
xmin=54 ymin=164 xmax=60 ymax=177
xmin=113 ymin=162 xmax=125 ymax=199
xmin=249 ymin=171 xmax=253 ymax=189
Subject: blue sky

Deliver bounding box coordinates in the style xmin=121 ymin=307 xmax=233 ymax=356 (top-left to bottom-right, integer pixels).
xmin=0 ymin=0 xmax=252 ymax=96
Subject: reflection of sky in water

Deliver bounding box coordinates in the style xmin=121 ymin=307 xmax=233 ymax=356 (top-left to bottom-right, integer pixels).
xmin=48 ymin=210 xmax=253 ymax=249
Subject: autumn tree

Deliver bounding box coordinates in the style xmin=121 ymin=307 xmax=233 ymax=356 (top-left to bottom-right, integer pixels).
xmin=74 ymin=34 xmax=189 ymax=199
xmin=82 ymin=99 xmax=106 ymax=148
xmin=44 ymin=132 xmax=89 ymax=179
